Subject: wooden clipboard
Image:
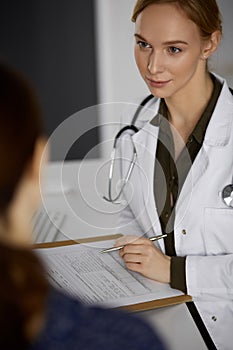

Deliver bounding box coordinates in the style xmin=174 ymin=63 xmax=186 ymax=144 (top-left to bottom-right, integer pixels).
xmin=34 ymin=234 xmax=192 ymax=312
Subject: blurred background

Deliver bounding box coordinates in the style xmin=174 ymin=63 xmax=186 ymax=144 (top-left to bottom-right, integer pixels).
xmin=0 ymin=0 xmax=232 ymax=161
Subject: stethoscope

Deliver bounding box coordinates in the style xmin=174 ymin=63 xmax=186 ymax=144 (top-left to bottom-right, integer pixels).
xmin=222 ymin=184 xmax=233 ymax=207
xmin=103 ymin=94 xmax=233 ymax=208
xmin=103 ymin=94 xmax=153 ymax=204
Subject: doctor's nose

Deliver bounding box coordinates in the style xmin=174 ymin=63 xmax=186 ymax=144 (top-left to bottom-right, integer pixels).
xmin=147 ymin=51 xmax=164 ymax=75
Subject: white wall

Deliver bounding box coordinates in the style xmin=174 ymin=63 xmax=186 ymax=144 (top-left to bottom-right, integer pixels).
xmin=95 ymin=0 xmax=148 ymax=105
xmin=212 ymin=0 xmax=233 ymax=86
xmin=94 ymin=0 xmax=148 ymax=158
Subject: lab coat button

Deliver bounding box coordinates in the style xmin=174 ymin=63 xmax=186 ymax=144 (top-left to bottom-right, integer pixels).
xmin=212 ymin=316 xmax=217 ymax=322
xmin=182 ymin=229 xmax=187 ymax=235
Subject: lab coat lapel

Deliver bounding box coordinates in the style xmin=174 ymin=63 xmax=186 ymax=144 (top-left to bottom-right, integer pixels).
xmin=132 ymin=120 xmax=165 ymax=250
xmin=175 ymin=81 xmax=233 ymax=226
xmin=175 ymin=147 xmax=209 ymax=227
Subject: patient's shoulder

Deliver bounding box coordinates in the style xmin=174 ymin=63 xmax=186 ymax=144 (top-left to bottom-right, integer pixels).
xmin=31 ymin=287 xmax=166 ymax=350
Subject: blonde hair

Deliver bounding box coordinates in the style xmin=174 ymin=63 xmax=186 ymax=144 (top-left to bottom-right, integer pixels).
xmin=132 ymin=0 xmax=222 ymax=40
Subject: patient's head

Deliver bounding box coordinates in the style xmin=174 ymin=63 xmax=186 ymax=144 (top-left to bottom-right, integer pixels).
xmin=0 ymin=62 xmax=47 ymax=246
xmin=0 ymin=62 xmax=49 ymax=348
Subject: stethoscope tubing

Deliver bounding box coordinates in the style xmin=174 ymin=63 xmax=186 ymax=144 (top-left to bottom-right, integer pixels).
xmin=103 ymin=95 xmax=154 ymax=203
xmin=103 ymin=133 xmax=137 ymax=203
xmin=104 ymin=93 xmax=233 ymax=207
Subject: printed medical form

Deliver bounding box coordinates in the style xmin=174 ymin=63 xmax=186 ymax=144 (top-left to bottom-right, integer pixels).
xmin=37 ymin=240 xmax=183 ymax=308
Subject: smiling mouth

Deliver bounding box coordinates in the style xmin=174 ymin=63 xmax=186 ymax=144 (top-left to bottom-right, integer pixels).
xmin=146 ymin=78 xmax=172 ymax=87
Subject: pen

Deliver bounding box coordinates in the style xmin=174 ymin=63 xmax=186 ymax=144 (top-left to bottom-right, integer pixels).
xmin=100 ymin=234 xmax=168 ymax=253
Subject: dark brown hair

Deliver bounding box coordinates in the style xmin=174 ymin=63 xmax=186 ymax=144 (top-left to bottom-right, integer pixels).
xmin=0 ymin=63 xmax=49 ymax=349
xmin=0 ymin=63 xmax=44 ymax=217
xmin=131 ymin=0 xmax=222 ymax=40
xmin=0 ymin=243 xmax=48 ymax=349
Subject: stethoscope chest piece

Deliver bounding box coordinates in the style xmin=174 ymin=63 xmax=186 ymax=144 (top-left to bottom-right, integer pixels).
xmin=222 ymin=184 xmax=233 ymax=207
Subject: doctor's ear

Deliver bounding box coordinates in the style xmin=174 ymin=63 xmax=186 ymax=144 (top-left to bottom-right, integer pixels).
xmin=201 ymin=30 xmax=221 ymax=60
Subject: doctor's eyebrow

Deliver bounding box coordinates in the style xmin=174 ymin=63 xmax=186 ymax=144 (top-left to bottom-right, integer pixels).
xmin=134 ymin=33 xmax=188 ymax=46
xmin=134 ymin=34 xmax=150 ymax=42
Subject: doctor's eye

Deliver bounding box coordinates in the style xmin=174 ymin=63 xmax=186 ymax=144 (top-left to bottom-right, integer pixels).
xmin=137 ymin=40 xmax=151 ymax=49
xmin=168 ymin=46 xmax=182 ymax=54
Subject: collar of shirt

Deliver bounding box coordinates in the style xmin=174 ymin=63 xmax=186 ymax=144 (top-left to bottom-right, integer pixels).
xmin=154 ymin=74 xmax=223 ymax=145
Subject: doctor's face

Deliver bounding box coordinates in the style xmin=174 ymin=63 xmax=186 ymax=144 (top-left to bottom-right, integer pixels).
xmin=134 ymin=3 xmax=207 ymax=99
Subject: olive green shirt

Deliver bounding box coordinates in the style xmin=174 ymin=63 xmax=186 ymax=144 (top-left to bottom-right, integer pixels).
xmin=152 ymin=75 xmax=222 ymax=293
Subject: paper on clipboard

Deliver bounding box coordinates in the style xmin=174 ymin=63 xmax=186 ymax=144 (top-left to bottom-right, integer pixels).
xmin=36 ymin=238 xmax=186 ymax=309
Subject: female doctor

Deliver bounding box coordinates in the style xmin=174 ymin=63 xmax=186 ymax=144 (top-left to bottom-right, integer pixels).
xmin=114 ymin=1 xmax=233 ymax=349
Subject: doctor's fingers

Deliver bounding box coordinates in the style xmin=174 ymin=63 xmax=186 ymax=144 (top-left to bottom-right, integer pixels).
xmin=123 ymin=250 xmax=171 ymax=283
xmin=123 ymin=255 xmax=158 ymax=279
xmin=114 ymin=235 xmax=153 ymax=247
xmin=119 ymin=242 xmax=157 ymax=258
xmin=114 ymin=235 xmax=140 ymax=247
xmin=122 ymin=252 xmax=145 ymax=264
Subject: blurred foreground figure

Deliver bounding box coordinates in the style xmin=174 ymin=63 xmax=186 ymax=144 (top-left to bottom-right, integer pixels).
xmin=0 ymin=62 xmax=166 ymax=350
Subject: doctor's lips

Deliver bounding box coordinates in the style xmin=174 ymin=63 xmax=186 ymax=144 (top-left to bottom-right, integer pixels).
xmin=146 ymin=77 xmax=172 ymax=88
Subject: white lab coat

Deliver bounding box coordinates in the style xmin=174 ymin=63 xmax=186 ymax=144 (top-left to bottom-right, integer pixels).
xmin=118 ymin=75 xmax=233 ymax=350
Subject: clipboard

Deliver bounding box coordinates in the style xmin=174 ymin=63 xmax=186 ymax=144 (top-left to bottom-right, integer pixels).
xmin=34 ymin=234 xmax=192 ymax=312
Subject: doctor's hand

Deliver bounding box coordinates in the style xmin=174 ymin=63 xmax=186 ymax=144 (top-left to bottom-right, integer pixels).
xmin=114 ymin=235 xmax=171 ymax=283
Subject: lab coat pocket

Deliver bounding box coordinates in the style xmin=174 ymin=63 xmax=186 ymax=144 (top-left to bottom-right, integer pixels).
xmin=204 ymin=208 xmax=233 ymax=255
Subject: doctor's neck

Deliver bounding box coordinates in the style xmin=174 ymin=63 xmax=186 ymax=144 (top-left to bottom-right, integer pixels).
xmin=164 ymin=71 xmax=214 ymax=130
